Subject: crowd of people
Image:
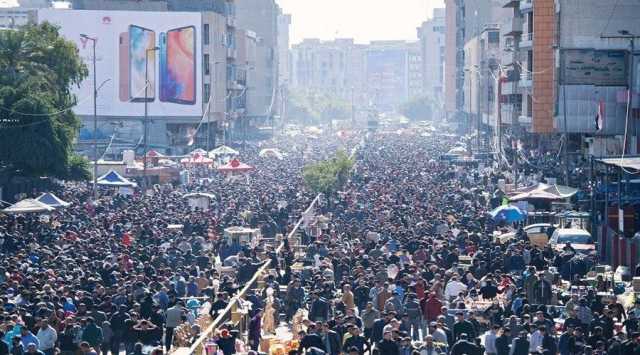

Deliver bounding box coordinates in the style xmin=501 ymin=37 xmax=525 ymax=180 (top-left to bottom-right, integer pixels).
xmin=1 ymin=127 xmax=637 ymax=355
xmin=0 ymin=134 xmax=354 ymax=355
xmin=268 ymin=132 xmax=638 ymax=355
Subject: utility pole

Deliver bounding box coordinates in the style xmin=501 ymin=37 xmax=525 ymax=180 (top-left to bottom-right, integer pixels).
xmin=600 ymin=31 xmax=639 ymax=154
xmin=143 ymin=46 xmax=159 ymax=191
xmin=80 ymin=34 xmax=98 ymax=200
xmin=207 ymin=61 xmax=213 ymax=151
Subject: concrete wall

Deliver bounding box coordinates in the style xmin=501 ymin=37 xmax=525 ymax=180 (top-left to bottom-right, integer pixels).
xmin=444 ymin=0 xmax=457 ymax=114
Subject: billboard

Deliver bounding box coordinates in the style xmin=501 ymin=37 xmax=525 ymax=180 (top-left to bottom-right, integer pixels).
xmin=38 ymin=9 xmax=203 ymax=117
xmin=366 ymin=49 xmax=408 ymax=111
xmin=561 ymin=49 xmax=628 ymax=86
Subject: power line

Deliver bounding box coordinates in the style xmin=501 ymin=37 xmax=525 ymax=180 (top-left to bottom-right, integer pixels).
xmin=601 ymin=0 xmax=622 ymax=37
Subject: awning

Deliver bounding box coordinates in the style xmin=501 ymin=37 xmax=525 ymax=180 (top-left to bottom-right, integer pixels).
xmin=3 ymin=199 xmax=55 ymax=214
xmin=597 ymin=157 xmax=640 ymax=171
xmin=509 ymin=182 xmax=578 ymax=201
xmin=36 ymin=193 xmax=71 ymax=208
xmin=96 ymin=170 xmax=137 ymax=187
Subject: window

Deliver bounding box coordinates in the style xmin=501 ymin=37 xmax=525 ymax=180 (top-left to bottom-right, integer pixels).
xmin=204 ymin=54 xmax=210 ymax=75
xmin=203 ymin=24 xmax=210 ymax=45
xmin=204 ymin=84 xmax=210 ymax=100
xmin=488 ymin=31 xmax=499 ymax=44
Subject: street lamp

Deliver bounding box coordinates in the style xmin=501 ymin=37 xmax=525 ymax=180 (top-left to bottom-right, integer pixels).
xmin=142 ymin=46 xmax=159 ymax=190
xmin=80 ymin=34 xmax=99 ymax=200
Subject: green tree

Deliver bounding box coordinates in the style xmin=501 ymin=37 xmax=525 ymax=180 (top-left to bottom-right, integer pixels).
xmin=0 ymin=22 xmax=88 ymax=178
xmin=303 ymin=150 xmax=354 ymax=195
xmin=399 ymin=96 xmax=433 ymax=121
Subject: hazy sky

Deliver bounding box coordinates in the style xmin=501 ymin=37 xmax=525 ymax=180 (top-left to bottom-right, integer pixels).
xmin=278 ymin=0 xmax=445 ymax=45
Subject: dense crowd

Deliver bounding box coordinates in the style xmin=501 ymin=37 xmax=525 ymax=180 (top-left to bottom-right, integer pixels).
xmin=0 ymin=135 xmax=353 ymax=355
xmin=277 ymin=133 xmax=637 ymax=355
xmin=1 ymin=129 xmax=638 ymax=355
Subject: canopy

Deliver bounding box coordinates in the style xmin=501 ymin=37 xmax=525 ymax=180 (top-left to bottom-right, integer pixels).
xmin=35 ymin=193 xmax=71 ymax=208
xmin=509 ymin=182 xmax=578 ymax=201
xmin=208 ymin=145 xmax=239 ymax=157
xmin=3 ymin=199 xmax=55 ymax=214
xmin=217 ymin=159 xmax=254 ymax=173
xmin=447 ymin=147 xmax=467 ymax=155
xmin=490 ymin=205 xmax=527 ymax=222
xmin=180 ymin=153 xmax=213 ymax=165
xmin=259 ymin=148 xmax=284 ymax=160
xmin=190 ymin=148 xmax=207 ymax=156
xmin=183 ymin=192 xmax=216 ymax=199
xmin=96 ymin=170 xmax=137 ymax=187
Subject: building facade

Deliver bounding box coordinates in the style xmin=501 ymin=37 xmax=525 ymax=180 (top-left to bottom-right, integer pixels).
xmin=418 ymin=8 xmax=446 ymax=112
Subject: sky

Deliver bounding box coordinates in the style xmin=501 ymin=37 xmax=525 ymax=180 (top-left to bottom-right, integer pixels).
xmin=277 ymin=0 xmax=445 ymax=45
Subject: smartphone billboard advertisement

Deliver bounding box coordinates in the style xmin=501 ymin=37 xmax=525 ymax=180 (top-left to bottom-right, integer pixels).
xmin=38 ymin=9 xmax=202 ymax=117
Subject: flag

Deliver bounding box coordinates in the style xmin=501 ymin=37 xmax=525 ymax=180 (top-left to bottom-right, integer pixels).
xmin=122 ymin=232 xmax=132 ymax=247
xmin=595 ymin=100 xmax=604 ymax=131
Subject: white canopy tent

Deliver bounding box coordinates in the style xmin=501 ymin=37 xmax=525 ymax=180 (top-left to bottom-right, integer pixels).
xmin=35 ymin=193 xmax=71 ymax=208
xmin=2 ymin=199 xmax=55 ymax=214
xmin=208 ymin=145 xmax=239 ymax=158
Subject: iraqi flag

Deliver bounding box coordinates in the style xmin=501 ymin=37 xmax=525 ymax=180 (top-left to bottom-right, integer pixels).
xmin=595 ymin=100 xmax=605 ymax=131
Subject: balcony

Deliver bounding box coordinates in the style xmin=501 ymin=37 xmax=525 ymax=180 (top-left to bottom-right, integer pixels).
xmin=520 ymin=0 xmax=533 ymax=12
xmin=519 ymin=72 xmax=532 ymax=87
xmin=520 ymin=32 xmax=533 ymax=48
xmin=502 ymin=15 xmax=523 ymax=36
xmin=226 ymin=47 xmax=237 ymax=59
xmin=226 ymin=16 xmax=236 ymax=28
xmin=501 ymin=47 xmax=520 ymax=65
xmin=519 ymin=115 xmax=532 ymax=125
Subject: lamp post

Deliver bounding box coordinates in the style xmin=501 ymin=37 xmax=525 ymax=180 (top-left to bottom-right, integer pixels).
xmin=143 ymin=46 xmax=159 ymax=190
xmin=80 ymin=34 xmax=98 ymax=200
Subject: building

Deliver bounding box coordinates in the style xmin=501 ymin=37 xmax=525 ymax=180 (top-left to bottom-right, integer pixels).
xmin=277 ymin=9 xmax=291 ymax=85
xmin=417 ymin=8 xmax=446 ymax=114
xmin=444 ymin=0 xmax=458 ymax=120
xmin=407 ymin=41 xmax=424 ymax=99
xmin=31 ymin=0 xmax=244 ymax=154
xmin=0 ymin=7 xmax=35 ymax=29
xmin=290 ymin=38 xmax=367 ymax=111
xmin=235 ymin=0 xmax=279 ymax=125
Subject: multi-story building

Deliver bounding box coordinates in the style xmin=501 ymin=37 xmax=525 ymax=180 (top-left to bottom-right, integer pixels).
xmin=444 ymin=0 xmax=459 ymax=121
xmin=418 ymin=8 xmax=445 ymax=115
xmin=290 ymin=38 xmax=366 ymax=109
xmin=407 ymin=41 xmax=424 ymax=99
xmin=365 ymin=40 xmax=413 ymax=112
xmin=277 ymin=9 xmax=291 ymax=86
xmin=235 ymin=0 xmax=279 ymax=125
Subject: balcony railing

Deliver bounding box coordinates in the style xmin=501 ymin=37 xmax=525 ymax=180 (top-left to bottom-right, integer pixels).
xmin=520 ymin=32 xmax=533 ymax=47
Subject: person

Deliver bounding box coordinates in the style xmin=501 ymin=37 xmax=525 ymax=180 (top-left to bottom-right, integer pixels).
xmin=450 ymin=333 xmax=479 ymax=355
xmin=79 ymin=342 xmax=98 ymax=355
xmin=248 ymin=309 xmax=262 ymax=351
xmin=495 ymin=327 xmax=511 ymax=355
xmin=403 ymin=293 xmax=422 ymax=341
xmin=360 ymin=302 xmax=379 ymax=344
xmin=376 ymin=331 xmax=399 ymax=355
xmin=165 ymin=302 xmax=183 ymax=351
xmin=342 ymin=326 xmax=366 ymax=354
xmin=35 ymin=320 xmax=56 ymax=355
xmin=452 ymin=312 xmax=475 ymax=341
xmin=0 ymin=331 xmax=8 ymax=355
xmin=509 ymin=331 xmax=530 ymax=355
xmin=215 ymin=329 xmax=235 ymax=355
xmin=81 ymin=318 xmax=103 ymax=350
xmin=24 ymin=344 xmax=43 ymax=355
xmin=319 ymin=323 xmax=340 ymax=355
xmin=298 ymin=327 xmax=323 ymax=353
xmin=484 ymin=324 xmax=499 ymax=355
xmin=19 ymin=329 xmax=38 ymax=350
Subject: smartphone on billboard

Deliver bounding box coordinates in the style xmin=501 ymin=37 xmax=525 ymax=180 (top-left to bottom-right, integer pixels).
xmin=129 ymin=25 xmax=156 ymax=102
xmin=160 ymin=25 xmax=196 ymax=105
xmin=119 ymin=32 xmax=130 ymax=102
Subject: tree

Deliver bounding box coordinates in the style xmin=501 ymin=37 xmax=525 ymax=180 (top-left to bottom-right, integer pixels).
xmin=303 ymin=150 xmax=354 ymax=195
xmin=399 ymin=96 xmax=434 ymax=121
xmin=0 ymin=22 xmax=88 ymax=179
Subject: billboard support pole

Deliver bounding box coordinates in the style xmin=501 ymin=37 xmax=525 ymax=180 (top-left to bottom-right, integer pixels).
xmin=143 ymin=47 xmax=159 ymax=191
xmin=80 ymin=34 xmax=98 ymax=201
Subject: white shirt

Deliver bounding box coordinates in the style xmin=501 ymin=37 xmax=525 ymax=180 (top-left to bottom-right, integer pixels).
xmin=484 ymin=330 xmax=498 ymax=354
xmin=37 ymin=326 xmax=57 ymax=350
xmin=444 ymin=280 xmax=467 ymax=300
xmin=529 ymin=331 xmax=543 ymax=353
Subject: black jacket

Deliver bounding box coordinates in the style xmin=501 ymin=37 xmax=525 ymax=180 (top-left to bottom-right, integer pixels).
xmin=343 ymin=335 xmax=366 ymax=354
xmin=453 ymin=320 xmax=476 ymax=340
xmin=321 ymin=330 xmax=341 ymax=355
xmin=376 ymin=339 xmax=400 ymax=355
xmin=450 ymin=340 xmax=481 ymax=355
xmin=495 ymin=334 xmax=510 ymax=355
xmin=299 ymin=333 xmax=324 ymax=352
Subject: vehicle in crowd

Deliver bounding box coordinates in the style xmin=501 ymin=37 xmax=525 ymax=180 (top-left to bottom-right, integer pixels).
xmin=494 ymin=223 xmax=556 ymax=248
xmin=549 ymin=228 xmax=595 ymax=253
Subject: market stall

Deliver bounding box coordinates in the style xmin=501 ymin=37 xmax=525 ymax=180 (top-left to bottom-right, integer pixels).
xmin=2 ymin=199 xmax=55 ymax=214
xmin=35 ymin=192 xmax=71 ymax=209
xmin=259 ymin=148 xmax=284 ymax=160
xmin=183 ymin=192 xmax=215 ymax=211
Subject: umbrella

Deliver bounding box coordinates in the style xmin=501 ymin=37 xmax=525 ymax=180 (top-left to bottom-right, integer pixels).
xmin=182 ymin=192 xmax=216 ymax=199
xmin=490 ymin=205 xmax=527 ymax=222
xmin=35 ymin=193 xmax=71 ymax=208
xmin=3 ymin=199 xmax=55 ymax=214
xmin=208 ymin=145 xmax=239 ymax=157
xmin=259 ymin=148 xmax=284 ymax=160
xmin=447 ymin=147 xmax=467 ymax=155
